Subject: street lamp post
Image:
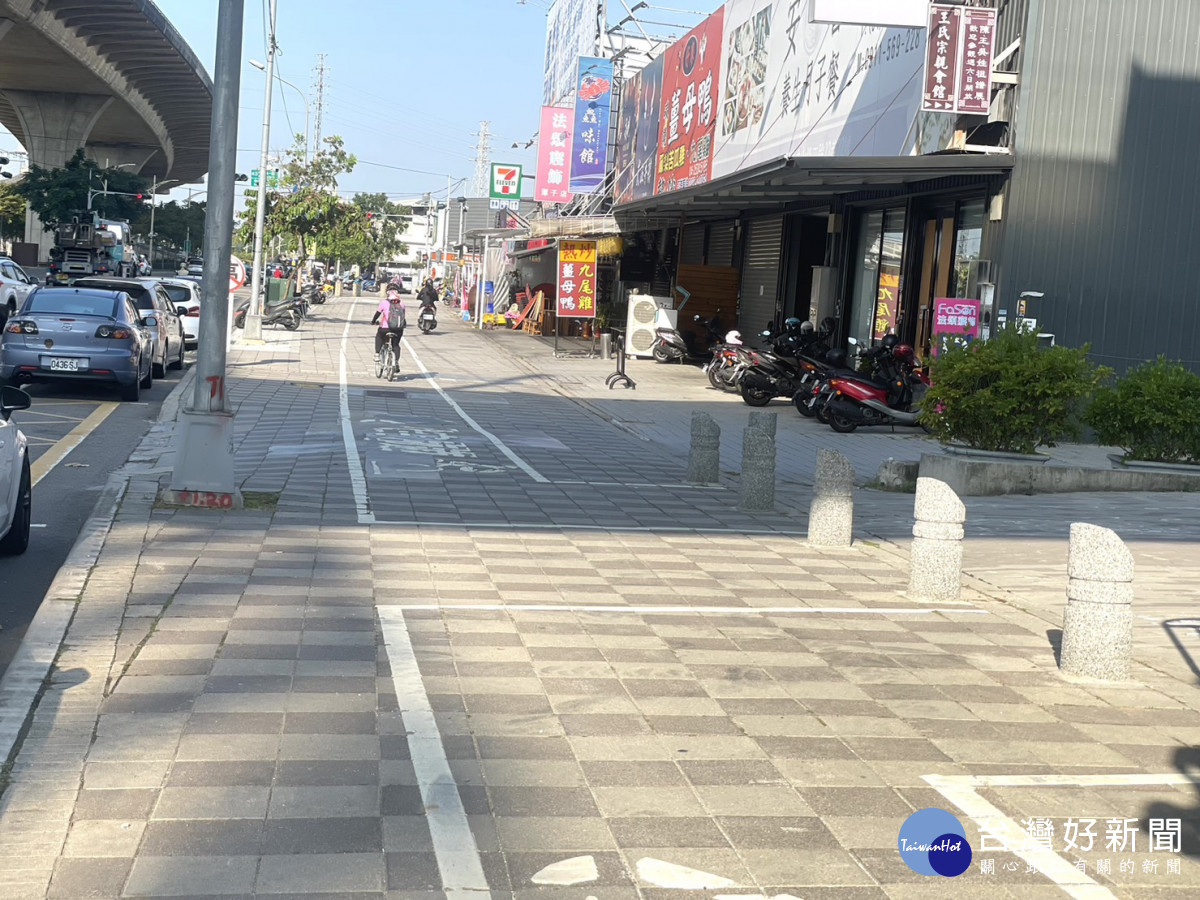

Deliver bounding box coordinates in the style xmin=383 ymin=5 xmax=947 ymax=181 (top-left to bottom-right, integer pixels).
xmin=245 ymin=0 xmax=279 ymax=343
xmin=250 ymin=61 xmax=310 ymax=163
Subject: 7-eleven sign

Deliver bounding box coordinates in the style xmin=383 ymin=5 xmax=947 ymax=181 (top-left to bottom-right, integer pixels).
xmin=489 ymin=163 xmax=522 ymax=199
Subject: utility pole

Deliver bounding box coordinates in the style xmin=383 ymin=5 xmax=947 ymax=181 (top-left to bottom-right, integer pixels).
xmin=245 ymin=0 xmax=279 ymax=342
xmin=471 ymin=121 xmax=492 ymax=198
xmin=168 ymin=0 xmax=244 ymax=504
xmin=312 ymin=54 xmax=327 ymax=156
xmin=147 ymin=175 xmax=158 ymax=271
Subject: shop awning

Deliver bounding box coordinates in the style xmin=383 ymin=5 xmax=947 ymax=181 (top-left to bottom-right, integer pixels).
xmin=613 ymin=153 xmax=1014 ymax=224
xmin=527 ymin=216 xmax=621 ymax=238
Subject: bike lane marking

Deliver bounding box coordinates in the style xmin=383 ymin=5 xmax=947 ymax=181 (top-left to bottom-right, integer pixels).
xmin=402 ymin=336 xmax=549 ymax=483
xmin=30 ymin=401 xmax=117 ymax=487
xmin=337 ymin=297 xmax=375 ymax=524
xmin=377 ymin=606 xmax=490 ymax=893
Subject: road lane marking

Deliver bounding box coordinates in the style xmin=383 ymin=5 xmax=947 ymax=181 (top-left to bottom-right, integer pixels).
xmin=378 ymin=607 xmax=489 ymax=893
xmin=377 ymin=603 xmax=987 ymax=615
xmin=337 ymin=297 xmax=375 ymax=524
xmin=402 ymin=337 xmax=548 ymax=483
xmin=30 ymin=402 xmax=117 ymax=487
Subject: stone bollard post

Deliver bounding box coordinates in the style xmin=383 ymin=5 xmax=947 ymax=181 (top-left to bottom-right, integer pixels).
xmin=738 ymin=426 xmax=776 ymax=512
xmin=748 ymin=410 xmax=777 ymax=439
xmin=907 ymin=477 xmax=966 ymax=602
xmin=687 ymin=412 xmax=721 ymax=484
xmin=334 ymin=281 xmax=343 ymax=298
xmin=1059 ymin=523 xmax=1134 ymax=681
xmin=353 ymin=281 xmax=362 ymax=298
xmin=808 ymin=449 xmax=855 ymax=547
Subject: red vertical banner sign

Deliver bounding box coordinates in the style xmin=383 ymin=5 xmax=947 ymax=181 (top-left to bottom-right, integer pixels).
xmin=535 ymin=106 xmax=575 ymax=204
xmin=956 ymin=8 xmax=996 ymax=114
xmin=655 ymin=7 xmax=724 ymax=195
xmin=922 ymin=4 xmax=962 ymax=112
xmin=556 ymin=240 xmax=597 ymax=318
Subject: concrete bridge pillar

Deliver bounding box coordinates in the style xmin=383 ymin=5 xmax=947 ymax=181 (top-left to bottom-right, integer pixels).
xmin=85 ymin=143 xmax=158 ymax=173
xmin=3 ymin=90 xmax=114 ymax=262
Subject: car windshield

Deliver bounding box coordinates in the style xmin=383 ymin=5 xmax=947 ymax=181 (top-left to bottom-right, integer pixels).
xmin=76 ymin=280 xmax=153 ymax=308
xmin=162 ymin=285 xmax=192 ymax=304
xmin=27 ymin=292 xmax=117 ymax=317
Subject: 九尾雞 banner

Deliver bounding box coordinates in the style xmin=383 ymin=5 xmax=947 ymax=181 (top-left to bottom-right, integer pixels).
xmin=569 ymin=57 xmax=614 ymax=193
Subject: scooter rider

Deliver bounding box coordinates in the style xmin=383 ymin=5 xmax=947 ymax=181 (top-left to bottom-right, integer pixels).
xmin=371 ymin=288 xmax=407 ymax=361
xmin=417 ymin=278 xmax=438 ymax=308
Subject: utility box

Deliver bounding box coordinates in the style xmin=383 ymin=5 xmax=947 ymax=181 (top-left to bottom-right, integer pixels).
xmin=266 ymin=277 xmax=289 ymax=306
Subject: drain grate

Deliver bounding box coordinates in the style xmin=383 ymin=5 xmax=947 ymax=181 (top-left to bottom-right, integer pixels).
xmin=366 ymin=389 xmax=406 ymax=398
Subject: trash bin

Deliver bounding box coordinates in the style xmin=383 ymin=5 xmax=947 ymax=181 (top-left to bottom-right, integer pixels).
xmin=266 ymin=276 xmax=288 ymax=306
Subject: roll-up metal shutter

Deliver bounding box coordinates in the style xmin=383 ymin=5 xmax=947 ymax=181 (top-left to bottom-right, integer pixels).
xmin=707 ymin=222 xmax=736 ymax=267
xmin=738 ymin=216 xmax=783 ymax=334
xmin=680 ymin=224 xmax=705 ymax=265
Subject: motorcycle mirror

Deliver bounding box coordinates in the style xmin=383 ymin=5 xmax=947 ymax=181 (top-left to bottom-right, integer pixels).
xmin=847 ymin=336 xmax=858 ymax=345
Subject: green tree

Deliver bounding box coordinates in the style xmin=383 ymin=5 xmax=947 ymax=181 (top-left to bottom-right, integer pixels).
xmin=15 ymin=148 xmax=148 ymax=228
xmin=310 ymin=197 xmax=409 ymax=270
xmin=130 ymin=201 xmax=207 ymax=254
xmin=0 ymin=182 xmax=26 ymax=243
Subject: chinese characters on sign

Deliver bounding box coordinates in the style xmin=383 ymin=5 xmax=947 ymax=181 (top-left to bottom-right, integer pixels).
xmin=931 ymin=298 xmax=980 ymax=355
xmin=556 ymin=240 xmax=597 ymax=319
xmin=922 ymin=4 xmax=995 ymax=114
xmin=923 ymin=4 xmax=962 ymax=111
xmin=977 ymin=817 xmax=1183 ymax=877
xmin=656 ymin=7 xmax=724 ymax=194
xmin=536 ymin=106 xmax=575 ymax=203
xmin=957 ymin=8 xmax=996 ymax=114
xmin=874 ymin=272 xmax=900 ymax=340
xmin=569 ymin=57 xmax=613 ymax=193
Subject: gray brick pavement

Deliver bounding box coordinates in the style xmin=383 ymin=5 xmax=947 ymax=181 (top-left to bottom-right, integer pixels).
xmin=0 ymin=297 xmax=1196 ymax=899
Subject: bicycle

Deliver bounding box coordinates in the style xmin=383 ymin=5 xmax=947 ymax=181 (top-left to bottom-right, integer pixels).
xmin=376 ymin=332 xmax=401 ymax=381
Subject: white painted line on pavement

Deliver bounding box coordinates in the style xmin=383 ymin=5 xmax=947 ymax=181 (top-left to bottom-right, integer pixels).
xmin=378 ymin=603 xmax=988 ymax=615
xmin=378 ymin=606 xmax=489 ymax=894
xmin=402 ymin=337 xmax=549 ymax=483
xmin=338 ymin=297 xmax=375 ymax=525
xmin=30 ymin=401 xmax=117 ymax=487
xmin=369 ymin=518 xmax=819 ymax=537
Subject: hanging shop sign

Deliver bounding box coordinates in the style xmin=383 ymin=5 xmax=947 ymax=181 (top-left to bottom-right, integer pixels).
xmin=922 ymin=4 xmax=995 ymax=114
xmin=614 ymin=55 xmax=664 ymax=204
xmin=556 ymin=240 xmax=597 ymax=318
xmin=536 ymin=106 xmax=575 ymax=203
xmin=656 ymin=7 xmax=724 ymax=195
xmin=568 ymin=57 xmax=614 ymax=193
xmin=543 ymin=0 xmax=598 ymax=106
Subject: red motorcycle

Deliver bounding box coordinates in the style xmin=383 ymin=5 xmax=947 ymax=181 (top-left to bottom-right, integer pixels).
xmin=822 ymin=336 xmax=930 ymax=434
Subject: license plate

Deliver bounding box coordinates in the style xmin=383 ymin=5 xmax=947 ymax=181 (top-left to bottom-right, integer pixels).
xmin=48 ymin=357 xmax=83 ymax=372
xmin=55 ymin=273 xmax=70 ymax=283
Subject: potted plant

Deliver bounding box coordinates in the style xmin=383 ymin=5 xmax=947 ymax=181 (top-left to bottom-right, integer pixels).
xmin=920 ymin=325 xmax=1110 ymax=458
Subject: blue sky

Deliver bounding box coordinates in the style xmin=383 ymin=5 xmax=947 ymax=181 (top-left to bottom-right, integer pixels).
xmin=155 ymin=0 xmax=553 ymax=202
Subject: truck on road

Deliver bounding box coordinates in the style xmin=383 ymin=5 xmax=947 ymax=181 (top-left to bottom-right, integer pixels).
xmin=46 ymin=217 xmax=135 ymax=285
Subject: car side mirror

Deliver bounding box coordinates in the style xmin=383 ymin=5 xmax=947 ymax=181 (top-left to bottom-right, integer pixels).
xmin=1 ymin=384 xmax=32 ymax=420
xmin=142 ymin=315 xmax=158 ymax=327
xmin=176 ymin=306 xmax=188 ymax=316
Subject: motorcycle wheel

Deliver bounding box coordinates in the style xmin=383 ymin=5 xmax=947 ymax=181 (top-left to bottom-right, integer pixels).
xmin=816 ymin=404 xmax=832 ymax=424
xmin=419 ymin=321 xmax=434 ymax=334
xmin=793 ymin=390 xmax=817 ymax=417
xmin=652 ymin=345 xmax=671 ymax=363
xmin=234 ymin=312 xmax=245 ymax=329
xmin=829 ymin=411 xmax=858 ymax=433
xmin=740 ymin=383 xmax=774 ymax=407
xmin=283 ymin=312 xmax=301 ymax=331
xmin=707 ymin=365 xmax=729 ymax=391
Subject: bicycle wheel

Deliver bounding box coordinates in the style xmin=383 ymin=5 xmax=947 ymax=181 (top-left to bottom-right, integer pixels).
xmin=383 ymin=347 xmax=396 ymax=382
xmin=374 ymin=347 xmax=384 ymax=378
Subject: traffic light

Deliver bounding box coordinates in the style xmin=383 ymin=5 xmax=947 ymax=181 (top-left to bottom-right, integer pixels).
xmin=136 ymin=193 xmax=144 ymax=200
xmin=421 ymin=253 xmax=429 ymax=265
xmin=366 ymin=212 xmax=374 ymax=222
xmin=235 ymin=173 xmax=249 ymax=182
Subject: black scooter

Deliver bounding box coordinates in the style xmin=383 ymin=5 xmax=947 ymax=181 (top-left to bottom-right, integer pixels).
xmin=651 ymin=312 xmax=725 ymax=363
xmin=233 ymin=295 xmax=302 ymax=330
xmin=417 ymin=303 xmax=437 ymax=334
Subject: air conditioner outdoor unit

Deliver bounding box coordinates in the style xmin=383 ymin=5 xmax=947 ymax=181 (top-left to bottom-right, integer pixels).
xmin=625 ymin=293 xmax=673 ymax=358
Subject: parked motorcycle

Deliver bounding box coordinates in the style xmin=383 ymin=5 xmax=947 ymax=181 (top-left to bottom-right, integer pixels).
xmin=232 ymin=295 xmax=302 ymax=330
xmin=703 ymin=330 xmax=746 ymax=392
xmin=818 ymin=336 xmax=930 ymax=433
xmin=652 ymin=312 xmax=725 ymax=363
xmin=738 ymin=317 xmax=835 ymax=406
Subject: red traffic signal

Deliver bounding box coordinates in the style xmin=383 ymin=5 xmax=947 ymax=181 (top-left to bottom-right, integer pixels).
xmin=136 ymin=193 xmax=143 ymax=200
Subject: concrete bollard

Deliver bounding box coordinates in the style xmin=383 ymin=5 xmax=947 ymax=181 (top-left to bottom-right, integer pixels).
xmin=353 ymin=281 xmax=361 ymax=298
xmin=738 ymin=426 xmax=776 ymax=512
xmin=907 ymin=477 xmax=966 ymax=602
xmin=748 ymin=410 xmax=777 ymax=440
xmin=808 ymin=449 xmax=855 ymax=547
xmin=687 ymin=412 xmax=721 ymax=484
xmin=334 ymin=281 xmax=343 ymax=298
xmin=1059 ymin=523 xmax=1134 ymax=681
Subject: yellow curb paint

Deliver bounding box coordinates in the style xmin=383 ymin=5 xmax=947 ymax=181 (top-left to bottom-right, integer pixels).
xmin=30 ymin=401 xmax=117 ymax=487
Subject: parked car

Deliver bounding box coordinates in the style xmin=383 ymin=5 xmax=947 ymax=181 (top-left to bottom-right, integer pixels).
xmin=0 ymin=258 xmax=38 ymax=330
xmin=157 ymin=278 xmax=202 ymax=349
xmin=1 ymin=286 xmax=155 ymax=402
xmin=185 ymin=256 xmax=204 ymax=276
xmin=71 ymin=277 xmax=185 ymax=377
xmin=0 ymin=384 xmax=32 ymax=555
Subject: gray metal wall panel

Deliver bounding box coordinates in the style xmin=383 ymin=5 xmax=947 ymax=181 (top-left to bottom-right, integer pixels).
xmin=1001 ymin=0 xmax=1200 ymax=371
xmin=680 ymin=224 xmax=705 ymax=265
xmin=707 ymin=222 xmax=736 ymax=267
xmin=739 ymin=216 xmax=784 ymax=334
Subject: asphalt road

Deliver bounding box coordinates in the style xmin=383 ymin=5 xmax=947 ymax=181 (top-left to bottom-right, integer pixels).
xmin=0 ymin=356 xmax=190 ymax=675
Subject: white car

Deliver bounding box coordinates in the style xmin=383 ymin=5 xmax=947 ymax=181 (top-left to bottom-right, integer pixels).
xmin=158 ymin=278 xmax=202 ymax=348
xmin=0 ymin=385 xmax=32 ymax=555
xmin=0 ymin=258 xmax=37 ymax=329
